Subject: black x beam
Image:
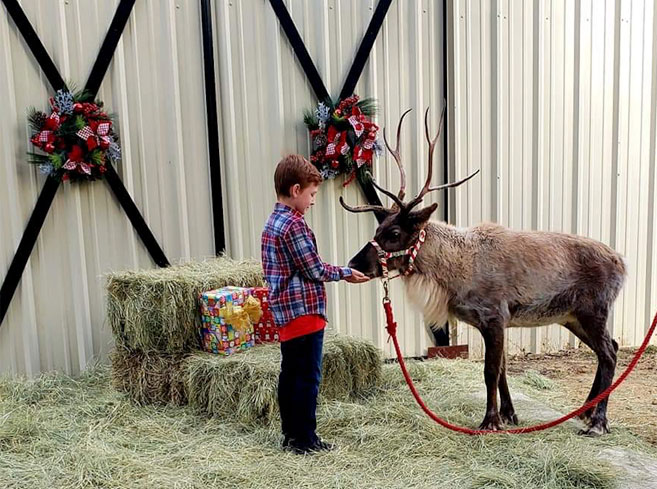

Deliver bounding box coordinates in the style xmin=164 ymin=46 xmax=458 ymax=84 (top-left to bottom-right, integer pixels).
xmin=269 ymin=0 xmax=394 ymax=213
xmin=1 ymin=0 xmax=170 ymax=328
xmin=200 ymin=0 xmax=226 ymax=254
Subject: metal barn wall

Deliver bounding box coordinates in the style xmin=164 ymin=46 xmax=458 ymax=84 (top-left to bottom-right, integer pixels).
xmin=3 ymin=0 xmax=656 ymax=375
xmin=212 ymin=0 xmax=446 ymax=361
xmin=0 ymin=0 xmax=215 ymax=376
xmin=449 ymin=0 xmax=657 ymax=357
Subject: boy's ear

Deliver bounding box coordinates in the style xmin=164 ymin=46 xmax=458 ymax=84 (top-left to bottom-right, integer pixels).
xmin=289 ymin=183 xmax=301 ymax=198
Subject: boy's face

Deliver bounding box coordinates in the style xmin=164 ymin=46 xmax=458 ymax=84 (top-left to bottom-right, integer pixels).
xmin=289 ymin=182 xmax=319 ymax=215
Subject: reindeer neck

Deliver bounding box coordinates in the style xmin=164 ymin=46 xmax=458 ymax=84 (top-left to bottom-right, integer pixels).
xmin=409 ymin=221 xmax=473 ymax=289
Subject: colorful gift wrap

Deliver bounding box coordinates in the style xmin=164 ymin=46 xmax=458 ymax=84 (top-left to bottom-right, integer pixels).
xmin=251 ymin=287 xmax=280 ymax=344
xmin=199 ymin=287 xmax=260 ymax=355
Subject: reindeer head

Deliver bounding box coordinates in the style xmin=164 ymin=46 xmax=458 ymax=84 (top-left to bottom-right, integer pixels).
xmin=341 ymin=106 xmax=479 ymax=278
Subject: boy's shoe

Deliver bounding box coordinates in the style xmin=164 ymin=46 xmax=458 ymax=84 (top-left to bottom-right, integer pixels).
xmin=282 ymin=437 xmax=310 ymax=454
xmin=285 ymin=441 xmax=313 ymax=455
xmin=311 ymin=439 xmax=334 ymax=452
xmin=283 ymin=437 xmax=334 ymax=455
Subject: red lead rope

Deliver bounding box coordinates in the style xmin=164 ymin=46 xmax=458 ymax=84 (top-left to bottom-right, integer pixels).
xmin=383 ymin=298 xmax=657 ymax=435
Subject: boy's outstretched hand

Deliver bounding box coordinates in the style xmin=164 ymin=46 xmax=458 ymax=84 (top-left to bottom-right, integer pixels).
xmin=345 ymin=269 xmax=370 ymax=283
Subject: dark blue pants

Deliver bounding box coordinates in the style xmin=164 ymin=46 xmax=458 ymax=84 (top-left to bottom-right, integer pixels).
xmin=278 ymin=328 xmax=324 ymax=445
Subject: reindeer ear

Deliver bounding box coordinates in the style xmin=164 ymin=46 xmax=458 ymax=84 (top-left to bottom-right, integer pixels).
xmin=374 ymin=209 xmax=392 ymax=223
xmin=406 ymin=202 xmax=438 ymax=228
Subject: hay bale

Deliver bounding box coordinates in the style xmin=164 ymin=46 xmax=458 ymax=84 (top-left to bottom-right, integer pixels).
xmin=110 ymin=348 xmax=187 ymax=406
xmin=106 ymin=256 xmax=264 ymax=353
xmin=326 ymin=334 xmax=382 ymax=396
xmin=184 ymin=335 xmax=382 ymax=426
xmin=319 ymin=340 xmax=353 ymax=400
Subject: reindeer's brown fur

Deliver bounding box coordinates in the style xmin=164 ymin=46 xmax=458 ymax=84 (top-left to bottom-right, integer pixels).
xmin=342 ymin=105 xmax=626 ymax=435
xmin=407 ymin=221 xmax=626 ymax=331
xmin=350 ymin=218 xmax=625 ymax=434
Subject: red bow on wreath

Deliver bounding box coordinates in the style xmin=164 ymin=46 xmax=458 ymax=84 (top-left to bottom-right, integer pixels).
xmin=62 ymin=144 xmax=91 ymax=175
xmin=348 ymin=107 xmax=379 ymax=168
xmin=77 ymin=120 xmax=112 ymax=151
xmin=325 ymin=125 xmax=349 ymax=158
xmin=30 ymin=112 xmax=61 ymax=153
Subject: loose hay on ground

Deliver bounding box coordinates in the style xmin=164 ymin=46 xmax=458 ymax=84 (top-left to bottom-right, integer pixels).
xmin=3 ymin=358 xmax=651 ymax=489
xmin=106 ymin=256 xmax=264 ymax=353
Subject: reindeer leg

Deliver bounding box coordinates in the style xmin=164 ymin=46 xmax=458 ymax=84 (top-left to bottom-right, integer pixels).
xmin=565 ymin=320 xmax=618 ymax=428
xmin=573 ymin=314 xmax=617 ymax=436
xmin=564 ymin=322 xmax=598 ymax=424
xmin=478 ymin=320 xmax=505 ymax=430
xmin=498 ymin=354 xmax=518 ymax=425
xmin=583 ymin=338 xmax=619 ymax=426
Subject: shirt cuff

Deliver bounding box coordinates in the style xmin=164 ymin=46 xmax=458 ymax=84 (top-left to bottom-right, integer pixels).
xmin=340 ymin=267 xmax=352 ymax=279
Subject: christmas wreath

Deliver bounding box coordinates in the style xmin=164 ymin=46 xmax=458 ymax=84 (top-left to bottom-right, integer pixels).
xmin=27 ymin=89 xmax=120 ymax=182
xmin=304 ymin=94 xmax=382 ymax=186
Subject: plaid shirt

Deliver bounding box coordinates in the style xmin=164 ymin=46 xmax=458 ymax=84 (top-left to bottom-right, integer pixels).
xmin=261 ymin=203 xmax=351 ymax=327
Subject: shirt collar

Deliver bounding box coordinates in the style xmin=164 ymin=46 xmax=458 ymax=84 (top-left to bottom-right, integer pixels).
xmin=275 ymin=202 xmax=303 ymax=218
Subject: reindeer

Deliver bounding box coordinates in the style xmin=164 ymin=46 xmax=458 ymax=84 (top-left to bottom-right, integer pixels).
xmin=341 ymin=107 xmax=626 ymax=435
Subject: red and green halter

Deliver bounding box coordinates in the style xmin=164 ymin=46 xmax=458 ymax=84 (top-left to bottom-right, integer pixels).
xmin=369 ymin=228 xmax=426 ymax=280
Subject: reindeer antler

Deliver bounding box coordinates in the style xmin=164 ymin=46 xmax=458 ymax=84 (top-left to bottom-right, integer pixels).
xmin=383 ymin=108 xmax=412 ymax=201
xmin=338 ymin=196 xmax=388 ymax=214
xmin=406 ymin=104 xmax=479 ymax=210
xmin=339 ymin=109 xmax=411 ymax=214
xmin=404 ymin=106 xmax=445 ymax=209
xmin=370 ymin=179 xmax=404 ymax=209
xmin=339 ymin=103 xmax=479 ymax=217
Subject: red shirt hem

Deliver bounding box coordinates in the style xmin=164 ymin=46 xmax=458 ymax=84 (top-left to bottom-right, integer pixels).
xmin=279 ymin=314 xmax=326 ymax=342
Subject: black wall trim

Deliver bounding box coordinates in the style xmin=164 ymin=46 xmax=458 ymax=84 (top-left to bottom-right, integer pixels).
xmin=268 ymin=0 xmax=331 ymax=104
xmin=104 ymin=165 xmax=170 ymax=267
xmin=200 ymin=0 xmax=226 ymax=254
xmin=0 ymin=178 xmax=60 ymax=325
xmin=0 ymin=0 xmax=169 ymax=328
xmin=85 ymin=0 xmax=136 ymax=97
xmin=434 ymin=0 xmax=450 ymax=347
xmin=339 ymin=0 xmax=394 ymax=101
xmin=2 ymin=0 xmax=66 ymax=91
xmin=268 ymin=0 xmax=388 ymax=212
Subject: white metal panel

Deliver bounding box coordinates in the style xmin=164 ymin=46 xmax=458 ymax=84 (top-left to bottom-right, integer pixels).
xmin=452 ymin=0 xmax=657 ymax=355
xmin=0 ymin=0 xmax=214 ymax=375
xmin=3 ymin=0 xmax=656 ymax=374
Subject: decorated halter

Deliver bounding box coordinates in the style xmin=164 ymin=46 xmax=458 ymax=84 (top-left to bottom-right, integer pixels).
xmin=369 ymin=228 xmax=426 ymax=281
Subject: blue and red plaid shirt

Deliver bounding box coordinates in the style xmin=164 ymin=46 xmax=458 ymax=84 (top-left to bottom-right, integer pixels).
xmin=261 ymin=203 xmax=351 ymax=327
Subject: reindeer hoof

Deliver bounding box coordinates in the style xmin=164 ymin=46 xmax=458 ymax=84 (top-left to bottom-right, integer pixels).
xmin=478 ymin=414 xmax=503 ymax=431
xmin=579 ymin=421 xmax=610 ymax=437
xmin=501 ymin=412 xmax=519 ymax=425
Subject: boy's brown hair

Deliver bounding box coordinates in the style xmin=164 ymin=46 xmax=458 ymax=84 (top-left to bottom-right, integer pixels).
xmin=274 ymin=154 xmax=323 ymax=197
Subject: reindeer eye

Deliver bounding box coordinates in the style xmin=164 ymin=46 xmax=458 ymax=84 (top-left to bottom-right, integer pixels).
xmin=389 ymin=230 xmax=401 ymax=240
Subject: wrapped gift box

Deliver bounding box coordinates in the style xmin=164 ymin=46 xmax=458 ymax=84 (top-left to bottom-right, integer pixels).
xmin=251 ymin=287 xmax=279 ymax=344
xmin=199 ymin=287 xmax=258 ymax=355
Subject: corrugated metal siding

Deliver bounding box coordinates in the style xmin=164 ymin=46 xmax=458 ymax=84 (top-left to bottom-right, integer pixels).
xmin=213 ymin=0 xmax=446 ymax=361
xmin=0 ymin=0 xmax=214 ymax=375
xmin=2 ymin=0 xmax=656 ymax=375
xmin=450 ymin=0 xmax=657 ymax=356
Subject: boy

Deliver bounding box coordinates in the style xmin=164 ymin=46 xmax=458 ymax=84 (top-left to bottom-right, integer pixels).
xmin=261 ymin=154 xmax=369 ymax=455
